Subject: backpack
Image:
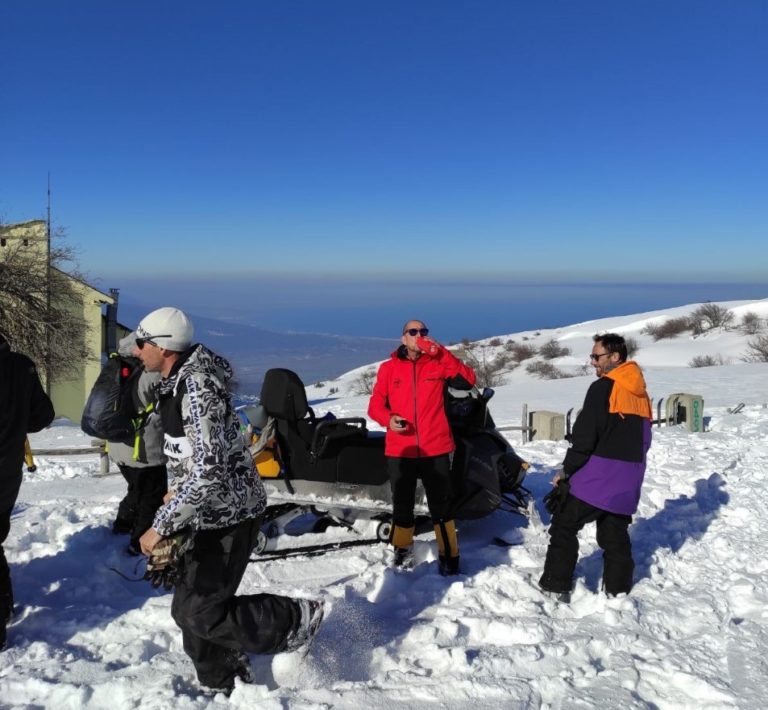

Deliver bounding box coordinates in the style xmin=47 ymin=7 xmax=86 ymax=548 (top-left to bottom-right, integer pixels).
xmin=81 ymin=354 xmax=145 ymax=442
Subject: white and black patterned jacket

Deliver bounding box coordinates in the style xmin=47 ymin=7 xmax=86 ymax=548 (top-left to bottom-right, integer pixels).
xmin=152 ymin=344 xmax=266 ymax=536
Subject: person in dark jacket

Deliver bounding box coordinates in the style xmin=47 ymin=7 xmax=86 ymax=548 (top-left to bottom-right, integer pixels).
xmin=539 ymin=333 xmax=652 ymax=599
xmin=108 ymin=332 xmax=167 ymax=555
xmin=0 ymin=333 xmax=55 ymax=650
xmin=134 ymin=307 xmax=323 ymax=694
xmin=368 ymin=319 xmax=477 ymax=575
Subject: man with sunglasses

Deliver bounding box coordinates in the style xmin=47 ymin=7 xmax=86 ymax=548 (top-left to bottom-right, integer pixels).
xmin=134 ymin=307 xmax=323 ymax=694
xmin=539 ymin=333 xmax=652 ymax=600
xmin=368 ymin=319 xmax=476 ymax=575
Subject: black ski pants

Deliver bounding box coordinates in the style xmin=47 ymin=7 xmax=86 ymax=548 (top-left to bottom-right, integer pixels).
xmin=171 ymin=517 xmax=301 ymax=690
xmin=116 ymin=464 xmax=167 ymax=546
xmin=0 ymin=502 xmax=14 ymax=622
xmin=388 ymin=454 xmax=453 ymax=528
xmin=540 ymin=493 xmax=634 ymax=596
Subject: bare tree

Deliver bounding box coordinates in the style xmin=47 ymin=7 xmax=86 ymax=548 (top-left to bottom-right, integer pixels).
xmin=352 ymin=367 xmax=378 ymax=395
xmin=0 ymin=226 xmax=90 ymax=381
xmin=455 ymin=342 xmax=509 ymax=388
xmin=539 ymin=339 xmax=571 ymax=360
xmin=743 ymin=335 xmax=768 ymax=363
xmin=690 ymin=303 xmax=734 ymax=334
xmin=740 ymin=311 xmax=764 ymax=335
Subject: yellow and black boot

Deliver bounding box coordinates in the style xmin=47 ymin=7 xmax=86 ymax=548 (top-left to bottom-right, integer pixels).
xmin=435 ymin=520 xmax=460 ymax=576
xmin=390 ymin=524 xmax=415 ymax=569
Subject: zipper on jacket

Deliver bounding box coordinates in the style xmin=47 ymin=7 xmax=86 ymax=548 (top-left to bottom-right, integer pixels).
xmin=411 ymin=360 xmax=421 ymax=456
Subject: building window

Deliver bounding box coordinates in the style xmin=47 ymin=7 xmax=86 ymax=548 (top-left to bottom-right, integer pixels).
xmin=0 ymin=239 xmax=6 ymax=247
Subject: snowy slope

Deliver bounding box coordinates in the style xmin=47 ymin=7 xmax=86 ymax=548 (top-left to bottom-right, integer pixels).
xmin=2 ymin=299 xmax=768 ymax=709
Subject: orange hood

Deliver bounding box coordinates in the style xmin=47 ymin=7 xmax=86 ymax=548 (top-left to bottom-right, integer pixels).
xmin=604 ymin=361 xmax=652 ymax=419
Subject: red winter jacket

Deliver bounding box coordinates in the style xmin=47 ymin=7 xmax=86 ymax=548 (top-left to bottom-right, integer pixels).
xmin=368 ymin=345 xmax=477 ymax=458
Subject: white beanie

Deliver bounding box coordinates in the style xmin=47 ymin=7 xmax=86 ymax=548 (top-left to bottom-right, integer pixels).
xmin=136 ymin=307 xmax=194 ymax=351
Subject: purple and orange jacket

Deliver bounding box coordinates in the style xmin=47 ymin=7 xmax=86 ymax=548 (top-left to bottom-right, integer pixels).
xmin=368 ymin=344 xmax=476 ymax=458
xmin=565 ymin=361 xmax=653 ymax=516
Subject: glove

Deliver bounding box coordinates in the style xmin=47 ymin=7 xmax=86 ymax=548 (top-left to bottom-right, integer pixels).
xmin=144 ymin=533 xmax=188 ymax=590
xmin=543 ymin=478 xmax=570 ymax=516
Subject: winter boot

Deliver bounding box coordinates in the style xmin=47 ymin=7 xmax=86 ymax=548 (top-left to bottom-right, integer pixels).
xmin=390 ymin=524 xmax=415 ymax=569
xmin=538 ymin=572 xmax=572 ymax=602
xmin=204 ymin=650 xmax=255 ymax=696
xmin=438 ymin=554 xmax=461 ymax=576
xmin=435 ymin=520 xmax=460 ymax=576
xmin=393 ymin=546 xmax=415 ymax=570
xmin=283 ymin=598 xmax=325 ymax=653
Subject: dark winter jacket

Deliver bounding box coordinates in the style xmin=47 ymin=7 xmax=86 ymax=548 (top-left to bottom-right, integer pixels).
xmin=107 ymin=333 xmax=167 ymax=469
xmin=368 ymin=344 xmax=477 ymax=458
xmin=0 ymin=335 xmax=55 ymax=508
xmin=566 ymin=361 xmax=652 ymax=515
xmin=151 ymin=344 xmax=266 ymax=537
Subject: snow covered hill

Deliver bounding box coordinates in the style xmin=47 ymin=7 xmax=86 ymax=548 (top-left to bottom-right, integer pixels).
xmin=2 ymin=299 xmax=768 ymax=709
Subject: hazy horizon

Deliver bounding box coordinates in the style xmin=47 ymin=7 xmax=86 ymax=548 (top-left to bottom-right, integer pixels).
xmin=115 ymin=282 xmax=767 ymax=394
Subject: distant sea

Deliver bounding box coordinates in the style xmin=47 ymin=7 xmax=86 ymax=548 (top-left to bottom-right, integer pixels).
xmin=115 ymin=280 xmax=766 ymax=396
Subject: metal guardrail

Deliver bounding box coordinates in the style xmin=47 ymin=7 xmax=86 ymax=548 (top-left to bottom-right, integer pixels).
xmin=496 ymin=404 xmax=533 ymax=443
xmin=29 ymin=439 xmax=111 ymax=474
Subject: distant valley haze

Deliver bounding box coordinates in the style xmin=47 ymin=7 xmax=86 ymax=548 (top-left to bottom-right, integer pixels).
xmin=113 ymin=276 xmax=767 ymax=395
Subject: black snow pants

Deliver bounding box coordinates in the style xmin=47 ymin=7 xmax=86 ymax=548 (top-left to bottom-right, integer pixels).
xmin=540 ymin=493 xmax=634 ymax=596
xmin=388 ymin=454 xmax=454 ymax=528
xmin=116 ymin=464 xmax=167 ymax=546
xmin=0 ymin=463 xmax=23 ymax=624
xmin=171 ymin=517 xmax=301 ymax=690
xmin=0 ymin=502 xmax=14 ymax=622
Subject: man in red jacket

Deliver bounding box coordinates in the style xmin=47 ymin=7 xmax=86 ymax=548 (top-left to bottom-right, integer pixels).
xmin=368 ymin=320 xmax=476 ymax=575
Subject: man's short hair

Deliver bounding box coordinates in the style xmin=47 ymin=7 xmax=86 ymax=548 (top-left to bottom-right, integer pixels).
xmin=402 ymin=319 xmax=426 ymax=334
xmin=593 ymin=333 xmax=627 ymax=362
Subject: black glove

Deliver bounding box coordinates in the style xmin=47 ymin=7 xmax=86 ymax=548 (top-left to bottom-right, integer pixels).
xmin=144 ymin=533 xmax=188 ymax=590
xmin=543 ymin=478 xmax=570 ymax=516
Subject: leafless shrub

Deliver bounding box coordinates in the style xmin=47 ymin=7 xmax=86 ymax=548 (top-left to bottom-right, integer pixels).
xmin=488 ymin=337 xmax=502 ymax=347
xmin=458 ymin=342 xmax=510 ymax=388
xmin=690 ymin=303 xmax=734 ymax=335
xmin=538 ymin=339 xmax=572 ymax=360
xmin=743 ymin=335 xmax=768 ymax=363
xmin=642 ymin=317 xmax=691 ymax=341
xmin=503 ymin=339 xmax=516 ymax=350
xmin=526 ymin=361 xmax=568 ymax=379
xmin=509 ymin=343 xmax=538 ymax=363
xmin=625 ymin=336 xmax=639 ymax=358
xmin=740 ymin=311 xmax=764 ymax=335
xmin=689 ymin=354 xmax=726 ymax=368
xmin=352 ymin=367 xmax=377 ymax=395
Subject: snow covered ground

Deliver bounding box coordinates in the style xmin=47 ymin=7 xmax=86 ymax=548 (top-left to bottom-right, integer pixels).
xmin=2 ymin=299 xmax=768 ymax=709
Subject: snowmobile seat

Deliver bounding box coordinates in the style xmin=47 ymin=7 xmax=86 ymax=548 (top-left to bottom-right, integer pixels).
xmin=260 ymin=368 xmax=373 ymax=483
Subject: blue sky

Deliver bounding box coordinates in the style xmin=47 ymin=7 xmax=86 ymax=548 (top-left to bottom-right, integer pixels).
xmin=1 ymin=1 xmax=767 ymax=286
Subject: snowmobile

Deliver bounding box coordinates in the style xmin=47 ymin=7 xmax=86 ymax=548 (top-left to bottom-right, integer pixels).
xmin=241 ymin=368 xmax=530 ymax=557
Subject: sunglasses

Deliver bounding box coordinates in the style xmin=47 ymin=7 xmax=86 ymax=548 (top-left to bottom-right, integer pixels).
xmin=404 ymin=328 xmax=429 ymax=337
xmin=135 ymin=334 xmax=172 ymax=350
xmin=590 ymin=352 xmax=610 ymax=361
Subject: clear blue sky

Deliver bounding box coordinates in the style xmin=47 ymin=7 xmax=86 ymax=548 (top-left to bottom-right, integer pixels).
xmin=1 ymin=1 xmax=767 ymax=284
